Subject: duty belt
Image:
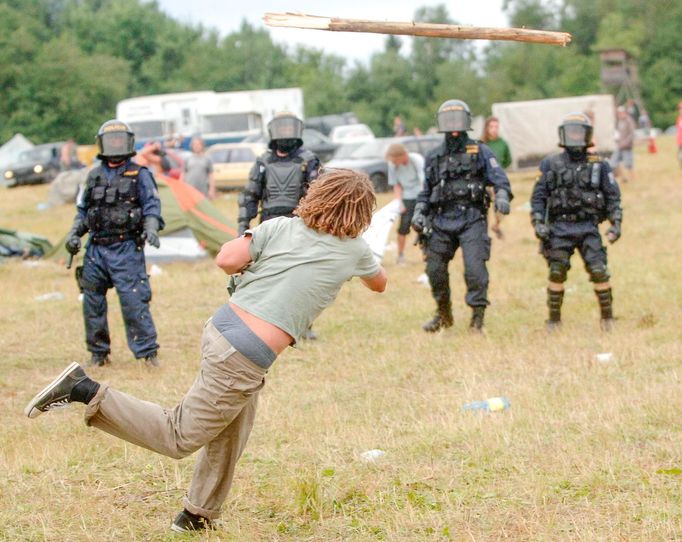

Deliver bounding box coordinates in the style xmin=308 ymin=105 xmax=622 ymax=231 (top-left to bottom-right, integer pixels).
xmin=90 ymin=233 xmax=138 ymax=246
xmin=440 ymin=201 xmax=483 ymax=213
xmin=552 ymin=213 xmax=597 ymax=224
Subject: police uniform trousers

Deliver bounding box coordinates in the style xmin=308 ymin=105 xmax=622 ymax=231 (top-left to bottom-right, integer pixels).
xmin=545 ymin=221 xmax=607 ymax=277
xmin=80 ymin=239 xmax=158 ymax=358
xmin=425 ymin=207 xmax=491 ymax=307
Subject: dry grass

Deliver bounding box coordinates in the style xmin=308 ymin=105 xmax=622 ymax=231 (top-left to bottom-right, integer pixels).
xmin=1 ymin=138 xmax=681 ymax=541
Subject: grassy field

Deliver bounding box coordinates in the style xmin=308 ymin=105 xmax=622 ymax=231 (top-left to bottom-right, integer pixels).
xmin=1 ymin=137 xmax=681 ymax=541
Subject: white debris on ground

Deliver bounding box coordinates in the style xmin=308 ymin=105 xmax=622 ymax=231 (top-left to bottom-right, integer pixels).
xmin=416 ymin=273 xmax=430 ymax=286
xmin=595 ymin=352 xmax=614 ymax=363
xmin=149 ymin=264 xmax=164 ymax=276
xmin=359 ymin=449 xmax=386 ymax=462
xmin=34 ymin=292 xmax=64 ymax=302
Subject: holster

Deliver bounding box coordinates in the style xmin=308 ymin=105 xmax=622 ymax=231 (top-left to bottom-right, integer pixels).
xmin=75 ymin=265 xmax=84 ymax=293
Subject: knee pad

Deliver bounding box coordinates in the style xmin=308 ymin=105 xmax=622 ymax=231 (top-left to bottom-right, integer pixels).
xmin=548 ymin=261 xmax=569 ymax=283
xmin=588 ymin=263 xmax=610 ymax=283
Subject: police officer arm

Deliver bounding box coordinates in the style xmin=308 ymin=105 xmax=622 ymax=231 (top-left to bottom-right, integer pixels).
xmin=530 ymin=159 xmax=551 ymax=240
xmin=237 ymin=159 xmax=266 ymax=235
xmin=302 ymin=156 xmax=321 ymax=195
xmin=137 ymin=167 xmax=165 ymax=248
xmin=64 ymin=190 xmax=91 ymax=255
xmin=600 ymin=161 xmax=623 ymax=243
xmin=412 ymin=152 xmax=437 ymax=232
xmin=479 ymin=144 xmax=512 ymax=214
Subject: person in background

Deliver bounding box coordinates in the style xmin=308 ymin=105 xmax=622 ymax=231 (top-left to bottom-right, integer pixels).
xmin=611 ymin=105 xmax=636 ymax=183
xmin=59 ymin=139 xmax=84 ymax=171
xmin=480 ymin=117 xmax=512 ymax=170
xmin=393 ymin=115 xmax=407 ymax=136
xmin=25 ymin=169 xmax=386 ymax=534
xmin=481 ymin=116 xmax=512 ymax=239
xmin=676 ymin=102 xmax=682 ymax=167
xmin=181 ymin=136 xmax=215 ymax=199
xmin=385 ymin=143 xmax=425 ymax=265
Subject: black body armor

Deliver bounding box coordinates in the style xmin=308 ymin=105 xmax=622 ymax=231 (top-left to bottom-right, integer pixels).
xmin=84 ymin=163 xmax=144 ymax=238
xmin=545 ymin=154 xmax=606 ymax=222
xmin=430 ymin=144 xmax=488 ymax=211
xmin=262 ymin=149 xmax=315 ymax=212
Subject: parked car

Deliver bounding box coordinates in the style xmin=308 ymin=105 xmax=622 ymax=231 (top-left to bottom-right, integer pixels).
xmin=325 ymin=135 xmax=443 ymax=192
xmin=3 ymin=142 xmax=78 ymax=187
xmin=329 ymin=123 xmax=376 ymax=145
xmin=302 ymin=128 xmax=338 ymax=163
xmin=206 ymin=142 xmax=267 ymax=190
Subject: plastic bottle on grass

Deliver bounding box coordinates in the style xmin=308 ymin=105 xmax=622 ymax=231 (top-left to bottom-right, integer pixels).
xmin=461 ymin=397 xmax=510 ymax=412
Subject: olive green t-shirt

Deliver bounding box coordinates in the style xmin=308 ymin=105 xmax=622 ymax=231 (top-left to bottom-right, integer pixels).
xmin=229 ymin=216 xmax=380 ymax=343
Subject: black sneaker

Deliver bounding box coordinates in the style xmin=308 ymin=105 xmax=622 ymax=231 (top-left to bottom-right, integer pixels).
xmin=88 ymin=353 xmax=110 ymax=367
xmin=24 ymin=362 xmax=87 ymax=418
xmin=170 ymin=509 xmax=213 ymax=533
xmin=144 ymin=352 xmax=160 ymax=368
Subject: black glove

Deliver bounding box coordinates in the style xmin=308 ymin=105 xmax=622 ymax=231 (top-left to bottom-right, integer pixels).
xmin=606 ymin=221 xmax=621 ymax=244
xmin=494 ymin=189 xmax=511 ymax=215
xmin=533 ymin=222 xmax=550 ymax=240
xmin=64 ymin=218 xmax=87 ymax=255
xmin=411 ymin=204 xmax=429 ymax=233
xmin=143 ymin=216 xmax=161 ymax=248
xmin=65 ymin=235 xmax=81 ymax=255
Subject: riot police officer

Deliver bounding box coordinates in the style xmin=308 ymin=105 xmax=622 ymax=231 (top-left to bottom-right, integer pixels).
xmin=237 ymin=112 xmax=321 ymax=234
xmin=412 ymin=100 xmax=513 ymax=332
xmin=530 ymin=112 xmax=622 ymax=331
xmin=65 ymin=120 xmax=164 ymax=367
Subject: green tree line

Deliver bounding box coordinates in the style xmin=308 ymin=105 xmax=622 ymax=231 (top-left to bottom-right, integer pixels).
xmin=1 ymin=0 xmax=680 ymax=144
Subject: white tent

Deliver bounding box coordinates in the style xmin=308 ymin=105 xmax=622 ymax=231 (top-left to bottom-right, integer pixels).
xmin=492 ymin=94 xmax=616 ymax=169
xmin=0 ymin=134 xmax=34 ymax=172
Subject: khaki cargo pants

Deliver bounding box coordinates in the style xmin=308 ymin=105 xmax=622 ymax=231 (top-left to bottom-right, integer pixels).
xmin=84 ymin=320 xmax=267 ymax=519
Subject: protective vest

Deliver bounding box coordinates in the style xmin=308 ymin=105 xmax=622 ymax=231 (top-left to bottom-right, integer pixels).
xmin=262 ymin=149 xmax=315 ymax=211
xmin=84 ymin=163 xmax=144 ymax=237
xmin=429 ymin=143 xmax=488 ymax=210
xmin=545 ymin=154 xmax=606 ymax=222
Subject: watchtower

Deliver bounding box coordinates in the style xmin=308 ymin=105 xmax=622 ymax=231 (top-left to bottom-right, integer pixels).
xmin=599 ymin=48 xmax=642 ymax=105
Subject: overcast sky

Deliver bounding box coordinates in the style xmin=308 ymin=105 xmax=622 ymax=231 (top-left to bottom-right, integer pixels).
xmin=157 ymin=1 xmax=508 ymax=61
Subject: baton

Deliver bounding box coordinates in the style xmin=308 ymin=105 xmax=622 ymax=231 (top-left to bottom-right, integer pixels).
xmin=66 ymin=253 xmax=74 ymax=270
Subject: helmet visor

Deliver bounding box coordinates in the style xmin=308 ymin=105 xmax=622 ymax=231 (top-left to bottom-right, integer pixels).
xmin=99 ymin=131 xmax=134 ymax=157
xmin=437 ymin=109 xmax=470 ymax=132
xmin=560 ymin=124 xmax=591 ymax=147
xmin=269 ymin=117 xmax=303 ymax=140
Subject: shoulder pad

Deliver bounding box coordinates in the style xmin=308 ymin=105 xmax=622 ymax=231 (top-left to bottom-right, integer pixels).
xmin=87 ymin=165 xmax=103 ymax=179
xmin=298 ymin=149 xmax=317 ymax=162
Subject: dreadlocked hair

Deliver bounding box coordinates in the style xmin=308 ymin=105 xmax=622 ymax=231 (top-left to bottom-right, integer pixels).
xmin=295 ymin=169 xmax=376 ymax=239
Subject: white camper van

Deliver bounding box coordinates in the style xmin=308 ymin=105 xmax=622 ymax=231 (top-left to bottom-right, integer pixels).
xmin=116 ymin=88 xmax=304 ymax=149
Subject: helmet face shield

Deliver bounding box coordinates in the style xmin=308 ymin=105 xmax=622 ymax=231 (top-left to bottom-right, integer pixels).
xmin=559 ymin=123 xmax=592 ymax=148
xmin=437 ymin=107 xmax=471 ymax=132
xmin=98 ymin=131 xmax=135 ymax=158
xmin=268 ymin=116 xmax=303 ymax=141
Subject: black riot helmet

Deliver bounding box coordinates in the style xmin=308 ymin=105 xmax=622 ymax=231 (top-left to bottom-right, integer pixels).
xmin=268 ymin=112 xmax=304 ymax=153
xmin=558 ymin=112 xmax=593 ymax=149
xmin=95 ymin=119 xmax=136 ymax=162
xmin=436 ymin=99 xmax=472 ymax=132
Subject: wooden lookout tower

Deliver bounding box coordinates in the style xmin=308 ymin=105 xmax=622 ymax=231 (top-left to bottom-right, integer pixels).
xmin=599 ymin=48 xmax=642 ymax=106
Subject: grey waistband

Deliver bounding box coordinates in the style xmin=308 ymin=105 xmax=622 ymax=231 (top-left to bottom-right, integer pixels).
xmin=211 ymin=304 xmax=277 ymax=369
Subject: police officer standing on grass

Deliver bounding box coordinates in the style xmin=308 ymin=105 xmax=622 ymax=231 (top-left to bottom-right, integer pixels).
xmin=237 ymin=112 xmax=321 ymax=339
xmin=531 ymin=113 xmax=622 ymax=331
xmin=411 ymin=100 xmax=513 ymax=333
xmin=64 ymin=120 xmax=164 ymax=367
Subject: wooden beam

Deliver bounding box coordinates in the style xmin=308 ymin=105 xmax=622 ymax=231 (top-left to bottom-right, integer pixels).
xmin=263 ymin=12 xmax=572 ymax=47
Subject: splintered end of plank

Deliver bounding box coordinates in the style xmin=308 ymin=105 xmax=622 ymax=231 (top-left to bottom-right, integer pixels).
xmin=264 ymin=12 xmax=332 ymax=30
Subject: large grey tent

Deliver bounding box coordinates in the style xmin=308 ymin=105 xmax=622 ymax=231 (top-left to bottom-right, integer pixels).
xmin=492 ymin=94 xmax=616 ymax=169
xmin=0 ymin=134 xmax=34 ymax=174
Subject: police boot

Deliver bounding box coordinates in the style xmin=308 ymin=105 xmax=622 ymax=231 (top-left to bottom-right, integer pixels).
xmin=469 ymin=306 xmax=485 ymax=332
xmin=546 ymin=289 xmax=564 ymax=332
xmin=422 ymin=298 xmax=453 ymax=333
xmin=595 ymin=288 xmax=615 ymax=332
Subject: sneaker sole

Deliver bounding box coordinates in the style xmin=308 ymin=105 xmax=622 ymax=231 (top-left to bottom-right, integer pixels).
xmin=24 ymin=361 xmax=81 ymax=419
